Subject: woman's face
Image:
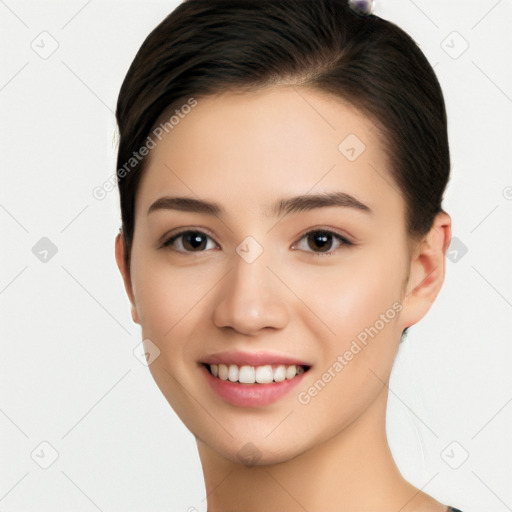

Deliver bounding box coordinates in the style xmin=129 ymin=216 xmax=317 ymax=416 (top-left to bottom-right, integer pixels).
xmin=118 ymin=86 xmax=419 ymax=464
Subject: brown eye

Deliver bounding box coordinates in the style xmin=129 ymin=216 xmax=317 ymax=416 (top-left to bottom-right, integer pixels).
xmin=293 ymin=230 xmax=352 ymax=256
xmin=162 ymin=231 xmax=217 ymax=253
xmin=181 ymin=232 xmax=208 ymax=251
xmin=307 ymin=232 xmax=334 ymax=252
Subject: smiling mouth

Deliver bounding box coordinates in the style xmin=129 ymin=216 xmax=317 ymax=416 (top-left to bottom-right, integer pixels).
xmin=203 ymin=363 xmax=311 ymax=384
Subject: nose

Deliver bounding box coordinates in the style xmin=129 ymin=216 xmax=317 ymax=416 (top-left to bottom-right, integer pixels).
xmin=212 ymin=250 xmax=290 ymax=336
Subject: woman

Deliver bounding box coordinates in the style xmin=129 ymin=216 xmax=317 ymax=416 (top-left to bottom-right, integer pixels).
xmin=114 ymin=0 xmax=462 ymax=510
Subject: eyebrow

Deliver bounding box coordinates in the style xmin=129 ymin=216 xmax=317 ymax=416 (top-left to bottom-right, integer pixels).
xmin=147 ymin=191 xmax=373 ymax=217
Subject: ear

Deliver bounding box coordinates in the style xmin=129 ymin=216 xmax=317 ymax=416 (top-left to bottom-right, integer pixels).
xmin=115 ymin=231 xmax=140 ymax=324
xmin=399 ymin=212 xmax=452 ymax=331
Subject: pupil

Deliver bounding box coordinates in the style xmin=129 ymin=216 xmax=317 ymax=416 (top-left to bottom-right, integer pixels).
xmin=184 ymin=232 xmax=206 ymax=251
xmin=309 ymin=232 xmax=332 ymax=252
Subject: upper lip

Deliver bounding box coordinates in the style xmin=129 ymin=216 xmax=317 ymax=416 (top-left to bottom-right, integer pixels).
xmin=201 ymin=350 xmax=311 ymax=367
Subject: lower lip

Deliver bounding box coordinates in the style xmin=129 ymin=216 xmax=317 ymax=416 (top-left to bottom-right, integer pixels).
xmin=201 ymin=364 xmax=308 ymax=407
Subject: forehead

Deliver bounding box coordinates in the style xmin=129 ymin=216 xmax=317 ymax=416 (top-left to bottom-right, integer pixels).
xmin=135 ymin=86 xmax=405 ymax=225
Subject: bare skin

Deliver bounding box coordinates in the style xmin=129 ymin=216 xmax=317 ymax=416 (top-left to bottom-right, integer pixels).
xmin=115 ymin=85 xmax=452 ymax=512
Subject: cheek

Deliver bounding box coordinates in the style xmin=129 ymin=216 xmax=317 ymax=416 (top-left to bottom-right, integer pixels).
xmin=132 ymin=242 xmax=194 ymax=312
xmin=130 ymin=259 xmax=211 ymax=415
xmin=290 ymin=248 xmax=405 ymax=345
xmin=131 ymin=256 xmax=179 ymax=335
xmin=289 ymin=255 xmax=404 ymax=436
xmin=131 ymin=254 xmax=218 ymax=361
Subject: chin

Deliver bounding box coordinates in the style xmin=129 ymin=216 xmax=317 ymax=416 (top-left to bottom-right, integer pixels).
xmin=195 ymin=426 xmax=319 ymax=467
xmin=222 ymin=441 xmax=307 ymax=467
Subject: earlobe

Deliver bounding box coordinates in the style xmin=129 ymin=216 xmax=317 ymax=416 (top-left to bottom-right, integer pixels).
xmin=400 ymin=212 xmax=452 ymax=329
xmin=115 ymin=232 xmax=140 ymax=325
xmin=131 ymin=305 xmax=139 ymax=324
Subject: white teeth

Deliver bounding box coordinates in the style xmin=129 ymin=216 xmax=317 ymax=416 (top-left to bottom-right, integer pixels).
xmin=273 ymin=365 xmax=286 ymax=382
xmin=255 ymin=365 xmax=273 ymax=384
xmin=285 ymin=364 xmax=297 ymax=380
xmin=228 ymin=364 xmax=239 ymax=382
xmin=208 ymin=363 xmax=306 ymax=383
xmin=218 ymin=363 xmax=229 ymax=380
xmin=239 ymin=365 xmax=255 ymax=384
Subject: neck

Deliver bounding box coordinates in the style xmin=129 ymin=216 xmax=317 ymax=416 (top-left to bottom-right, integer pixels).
xmin=197 ymin=385 xmax=440 ymax=512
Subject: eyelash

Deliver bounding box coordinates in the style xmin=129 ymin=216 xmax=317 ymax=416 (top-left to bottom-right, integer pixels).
xmin=160 ymin=228 xmax=353 ymax=256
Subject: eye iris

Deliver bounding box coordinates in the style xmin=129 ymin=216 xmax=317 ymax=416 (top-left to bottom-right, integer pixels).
xmin=308 ymin=232 xmax=332 ymax=252
xmin=183 ymin=232 xmax=207 ymax=251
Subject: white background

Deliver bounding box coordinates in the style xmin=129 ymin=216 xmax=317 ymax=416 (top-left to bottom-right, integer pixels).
xmin=1 ymin=1 xmax=511 ymax=511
